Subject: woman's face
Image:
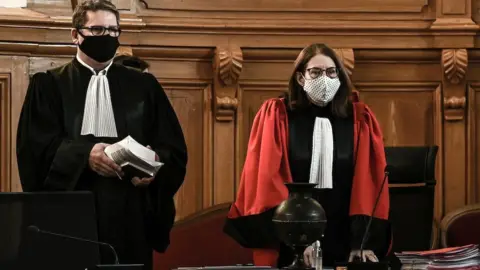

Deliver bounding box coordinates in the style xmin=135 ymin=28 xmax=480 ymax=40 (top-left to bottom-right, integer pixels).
xmin=296 ymin=53 xmax=338 ymax=86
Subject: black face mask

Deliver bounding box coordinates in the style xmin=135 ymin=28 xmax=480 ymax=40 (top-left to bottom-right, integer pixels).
xmin=78 ymin=34 xmax=119 ymax=63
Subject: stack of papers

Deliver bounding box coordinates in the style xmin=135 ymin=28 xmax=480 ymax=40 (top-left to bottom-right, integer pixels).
xmin=104 ymin=135 xmax=164 ymax=179
xmin=395 ymin=244 xmax=480 ymax=270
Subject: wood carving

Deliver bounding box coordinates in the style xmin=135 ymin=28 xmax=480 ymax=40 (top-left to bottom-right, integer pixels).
xmin=444 ymin=96 xmax=466 ymax=121
xmin=333 ymin=49 xmax=355 ymax=76
xmin=442 ymin=49 xmax=468 ymax=85
xmin=215 ymin=46 xmax=243 ymax=86
xmin=116 ymin=46 xmax=133 ymax=56
xmin=215 ymin=96 xmax=239 ymax=122
xmin=213 ymin=45 xmax=243 ymax=122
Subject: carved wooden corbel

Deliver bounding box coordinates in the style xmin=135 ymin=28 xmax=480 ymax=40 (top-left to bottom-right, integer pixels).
xmin=444 ymin=96 xmax=466 ymax=121
xmin=215 ymin=96 xmax=239 ymax=121
xmin=116 ymin=46 xmax=133 ymax=56
xmin=333 ymin=48 xmax=355 ymax=76
xmin=213 ymin=45 xmax=243 ymax=122
xmin=442 ymin=49 xmax=467 ymax=85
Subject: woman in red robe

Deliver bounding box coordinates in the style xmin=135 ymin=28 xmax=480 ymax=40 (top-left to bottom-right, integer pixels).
xmin=224 ymin=43 xmax=391 ymax=268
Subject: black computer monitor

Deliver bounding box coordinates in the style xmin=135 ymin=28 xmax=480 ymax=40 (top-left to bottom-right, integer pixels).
xmin=0 ymin=191 xmax=100 ymax=270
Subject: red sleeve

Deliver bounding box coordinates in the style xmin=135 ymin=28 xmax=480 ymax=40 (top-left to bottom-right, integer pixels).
xmin=350 ymin=103 xmax=389 ymax=220
xmin=253 ymin=249 xmax=280 ymax=267
xmin=228 ymin=98 xmax=292 ymax=218
xmin=226 ymin=98 xmax=292 ymax=266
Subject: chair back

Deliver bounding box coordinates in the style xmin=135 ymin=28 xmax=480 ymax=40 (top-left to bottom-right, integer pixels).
xmin=154 ymin=203 xmax=253 ymax=270
xmin=386 ymin=146 xmax=438 ymax=252
xmin=440 ymin=203 xmax=480 ymax=248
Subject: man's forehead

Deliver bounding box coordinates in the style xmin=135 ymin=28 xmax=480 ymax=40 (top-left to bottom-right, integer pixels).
xmin=84 ymin=10 xmax=118 ymax=26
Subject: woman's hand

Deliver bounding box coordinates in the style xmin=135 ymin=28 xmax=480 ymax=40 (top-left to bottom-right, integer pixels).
xmin=303 ymin=244 xmax=315 ymax=267
xmin=348 ymin=250 xmax=378 ymax=262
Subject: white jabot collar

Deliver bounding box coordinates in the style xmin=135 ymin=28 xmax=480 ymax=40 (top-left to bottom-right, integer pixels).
xmin=309 ymin=117 xmax=334 ymax=189
xmin=76 ymin=54 xmax=113 ymax=75
xmin=77 ymin=54 xmax=118 ymax=138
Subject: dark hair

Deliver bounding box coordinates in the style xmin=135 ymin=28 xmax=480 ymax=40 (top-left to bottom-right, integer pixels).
xmin=113 ymin=55 xmax=150 ymax=72
xmin=72 ymin=0 xmax=120 ymax=29
xmin=287 ymin=43 xmax=353 ymax=118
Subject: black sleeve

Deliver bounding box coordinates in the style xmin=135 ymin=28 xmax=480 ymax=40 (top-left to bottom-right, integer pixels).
xmin=16 ymin=72 xmax=95 ymax=192
xmin=224 ymin=207 xmax=281 ymax=248
xmin=142 ymin=73 xmax=188 ymax=252
xmin=350 ymin=215 xmax=391 ymax=258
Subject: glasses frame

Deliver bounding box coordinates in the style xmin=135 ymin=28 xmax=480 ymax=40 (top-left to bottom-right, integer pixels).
xmin=77 ymin=26 xmax=122 ymax=37
xmin=305 ymin=67 xmax=340 ymax=79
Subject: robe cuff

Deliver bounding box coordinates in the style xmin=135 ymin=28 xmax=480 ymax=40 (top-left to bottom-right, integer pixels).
xmin=349 ymin=215 xmax=391 ymax=257
xmin=224 ymin=207 xmax=280 ymax=248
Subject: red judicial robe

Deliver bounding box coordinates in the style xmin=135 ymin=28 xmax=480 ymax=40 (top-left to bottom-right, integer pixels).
xmin=225 ymin=96 xmax=391 ymax=266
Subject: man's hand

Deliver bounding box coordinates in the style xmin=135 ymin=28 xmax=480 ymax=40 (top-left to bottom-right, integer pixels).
xmin=131 ymin=176 xmax=154 ymax=187
xmin=303 ymin=244 xmax=315 ymax=267
xmin=89 ymin=143 xmax=123 ymax=177
xmin=349 ymin=250 xmax=379 ymax=262
xmin=131 ymin=145 xmax=158 ymax=188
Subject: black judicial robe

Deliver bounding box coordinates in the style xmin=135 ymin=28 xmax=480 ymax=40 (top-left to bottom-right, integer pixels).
xmin=224 ymin=97 xmax=391 ymax=267
xmin=16 ymin=58 xmax=188 ymax=266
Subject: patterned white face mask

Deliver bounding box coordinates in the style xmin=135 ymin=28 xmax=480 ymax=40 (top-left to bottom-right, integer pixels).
xmin=303 ymin=75 xmax=341 ymax=107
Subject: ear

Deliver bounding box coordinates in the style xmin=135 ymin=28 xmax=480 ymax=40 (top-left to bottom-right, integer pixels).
xmin=296 ymin=72 xmax=305 ymax=87
xmin=71 ymin=28 xmax=79 ymax=44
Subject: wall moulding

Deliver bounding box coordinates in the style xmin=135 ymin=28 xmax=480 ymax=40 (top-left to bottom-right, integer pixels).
xmin=142 ymin=0 xmax=428 ymax=13
xmin=0 ymin=44 xmax=447 ymax=65
xmin=354 ymin=81 xmax=441 ymax=90
xmin=0 ymin=17 xmax=438 ymax=33
xmin=0 ymin=42 xmax=215 ymax=59
xmin=242 ymin=49 xmax=442 ymax=62
xmin=0 ymin=23 xmax=477 ymax=49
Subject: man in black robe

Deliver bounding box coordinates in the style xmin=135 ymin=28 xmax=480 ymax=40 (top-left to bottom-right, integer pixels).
xmin=114 ymin=54 xmax=150 ymax=73
xmin=16 ymin=0 xmax=188 ymax=269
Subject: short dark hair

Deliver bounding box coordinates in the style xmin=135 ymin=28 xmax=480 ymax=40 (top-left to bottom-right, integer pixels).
xmin=287 ymin=43 xmax=353 ymax=118
xmin=113 ymin=55 xmax=150 ymax=72
xmin=72 ymin=0 xmax=120 ymax=29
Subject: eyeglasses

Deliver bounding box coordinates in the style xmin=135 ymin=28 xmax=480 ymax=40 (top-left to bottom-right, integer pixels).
xmin=306 ymin=67 xmax=339 ymax=79
xmin=77 ymin=26 xmax=122 ymax=37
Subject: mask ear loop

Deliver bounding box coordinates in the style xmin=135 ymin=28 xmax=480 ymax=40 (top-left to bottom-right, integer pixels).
xmin=301 ymin=72 xmax=311 ymax=81
xmin=76 ymin=28 xmax=87 ymax=39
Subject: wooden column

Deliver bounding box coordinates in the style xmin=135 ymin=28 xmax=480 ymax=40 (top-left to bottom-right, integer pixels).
xmin=430 ymin=0 xmax=478 ymax=47
xmin=333 ymin=49 xmax=355 ymax=77
xmin=431 ymin=0 xmax=477 ymax=30
xmin=441 ymin=49 xmax=469 ymax=215
xmin=212 ymin=45 xmax=243 ymax=204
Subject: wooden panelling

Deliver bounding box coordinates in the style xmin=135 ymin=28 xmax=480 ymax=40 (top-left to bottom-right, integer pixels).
xmin=467 ymin=51 xmax=480 ymax=205
xmin=358 ymin=83 xmax=444 ymax=222
xmin=0 ymin=73 xmax=11 ymax=192
xmin=1 ymin=0 xmax=480 ymax=228
xmin=468 ymin=84 xmax=480 ymax=204
xmin=0 ymin=56 xmax=29 ymax=192
xmin=163 ymin=83 xmax=212 ymax=220
xmin=149 ymin=52 xmax=214 ymax=220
